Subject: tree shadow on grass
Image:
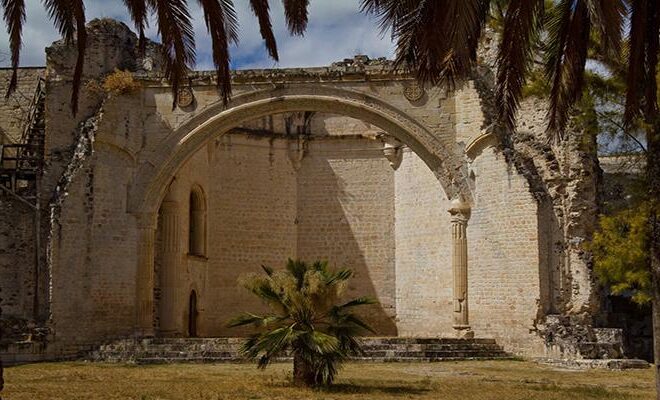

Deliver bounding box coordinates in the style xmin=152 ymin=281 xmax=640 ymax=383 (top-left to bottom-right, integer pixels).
xmin=319 ymin=382 xmax=430 ymax=396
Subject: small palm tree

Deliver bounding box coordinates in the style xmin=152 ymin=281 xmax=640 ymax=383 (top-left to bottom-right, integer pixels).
xmin=228 ymin=259 xmax=375 ymax=387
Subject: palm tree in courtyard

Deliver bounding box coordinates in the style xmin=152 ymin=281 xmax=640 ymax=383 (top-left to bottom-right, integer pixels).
xmin=228 ymin=259 xmax=375 ymax=387
xmin=1 ymin=0 xmax=310 ymax=113
xmin=359 ymin=0 xmax=660 ymax=396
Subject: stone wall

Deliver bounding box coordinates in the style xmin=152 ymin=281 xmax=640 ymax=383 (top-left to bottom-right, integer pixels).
xmin=0 ymin=199 xmax=37 ymax=319
xmin=467 ymin=146 xmax=545 ymax=355
xmin=297 ymin=136 xmax=397 ymax=334
xmin=394 ymin=149 xmax=453 ymax=336
xmin=154 ymin=131 xmax=398 ymax=336
xmin=0 ymin=68 xmax=44 ymax=145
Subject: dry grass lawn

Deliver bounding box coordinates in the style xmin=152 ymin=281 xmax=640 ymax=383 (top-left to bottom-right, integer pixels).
xmin=3 ymin=360 xmax=655 ymax=399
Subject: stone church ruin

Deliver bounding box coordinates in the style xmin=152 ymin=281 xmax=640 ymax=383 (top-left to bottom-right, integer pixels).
xmin=0 ymin=19 xmax=647 ymax=365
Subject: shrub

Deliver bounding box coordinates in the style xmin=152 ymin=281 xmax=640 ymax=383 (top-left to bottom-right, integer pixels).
xmin=102 ymin=69 xmax=141 ymax=95
xmin=229 ymin=259 xmax=375 ymax=387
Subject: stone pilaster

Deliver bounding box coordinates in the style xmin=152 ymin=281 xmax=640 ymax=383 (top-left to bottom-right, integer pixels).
xmin=159 ymin=200 xmax=183 ymax=336
xmin=135 ymin=212 xmax=156 ymax=337
xmin=449 ymin=198 xmax=473 ymax=339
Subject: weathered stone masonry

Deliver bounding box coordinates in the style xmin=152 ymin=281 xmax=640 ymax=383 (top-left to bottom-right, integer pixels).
xmin=0 ymin=18 xmax=623 ymax=362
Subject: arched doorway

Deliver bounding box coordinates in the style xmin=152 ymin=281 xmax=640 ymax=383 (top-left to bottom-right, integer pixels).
xmin=188 ymin=290 xmax=198 ymax=338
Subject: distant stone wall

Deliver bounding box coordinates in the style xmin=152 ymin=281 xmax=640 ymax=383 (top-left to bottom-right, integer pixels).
xmin=0 ymin=68 xmax=44 ymax=145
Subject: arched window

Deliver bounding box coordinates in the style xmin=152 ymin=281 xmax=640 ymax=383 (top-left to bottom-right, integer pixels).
xmin=189 ymin=186 xmax=206 ymax=257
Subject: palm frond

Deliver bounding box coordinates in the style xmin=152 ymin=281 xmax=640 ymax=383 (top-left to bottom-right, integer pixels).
xmin=325 ymin=268 xmax=352 ymax=286
xmin=122 ymin=0 xmax=149 ymax=51
xmin=242 ymin=324 xmax=299 ymax=368
xmin=495 ymin=0 xmax=544 ymax=133
xmin=197 ymin=0 xmax=238 ymax=105
xmin=545 ymin=0 xmax=591 ymax=141
xmin=286 ymin=258 xmax=308 ymax=289
xmin=243 ymin=276 xmax=287 ymax=310
xmin=43 ymin=0 xmax=86 ymax=114
xmin=625 ymin=0 xmax=648 ymax=125
xmin=300 ymin=330 xmax=340 ymax=354
xmin=227 ymin=312 xmax=284 ymax=328
xmin=43 ymin=0 xmax=75 ymax=42
xmin=282 ymin=0 xmax=308 ymax=36
xmin=586 ymin=0 xmax=625 ymax=58
xmin=365 ymin=0 xmax=488 ymax=88
xmin=261 ymin=264 xmax=274 ymax=276
xmin=643 ymin=0 xmax=659 ymax=119
xmin=2 ymin=0 xmax=25 ymax=96
xmin=339 ymin=313 xmax=375 ymax=334
xmin=360 ymin=0 xmax=414 ymax=36
xmin=149 ymin=0 xmax=196 ymax=108
xmin=70 ymin=0 xmax=86 ymax=115
xmin=249 ymin=0 xmax=278 ymax=60
xmin=336 ymin=296 xmax=376 ymax=309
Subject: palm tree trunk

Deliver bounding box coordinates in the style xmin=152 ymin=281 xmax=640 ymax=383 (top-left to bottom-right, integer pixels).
xmin=293 ymin=351 xmax=316 ymax=387
xmin=648 ymin=121 xmax=660 ymax=400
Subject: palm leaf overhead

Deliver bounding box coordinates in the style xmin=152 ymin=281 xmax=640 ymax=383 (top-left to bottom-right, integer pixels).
xmin=625 ymin=0 xmax=648 ymax=125
xmin=544 ymin=0 xmax=591 ymax=140
xmin=282 ymin=0 xmax=309 ymax=35
xmin=43 ymin=0 xmax=87 ymax=114
xmin=149 ymin=0 xmax=196 ymax=108
xmin=641 ymin=1 xmax=659 ymax=121
xmin=362 ymin=0 xmax=625 ymax=140
xmin=197 ymin=0 xmax=238 ymax=105
xmin=364 ymin=0 xmax=488 ymax=87
xmin=495 ymin=0 xmax=544 ymax=134
xmin=122 ymin=0 xmax=149 ymax=51
xmin=249 ymin=0 xmax=278 ymax=60
xmin=1 ymin=0 xmax=25 ymax=96
xmin=587 ymin=0 xmax=625 ymax=59
xmin=625 ymin=0 xmax=660 ymax=126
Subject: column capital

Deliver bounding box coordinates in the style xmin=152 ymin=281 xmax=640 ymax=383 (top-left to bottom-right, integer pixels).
xmin=448 ymin=198 xmax=471 ymax=220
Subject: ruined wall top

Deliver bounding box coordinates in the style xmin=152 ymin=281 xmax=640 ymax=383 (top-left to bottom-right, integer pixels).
xmin=44 ymin=18 xmax=415 ymax=87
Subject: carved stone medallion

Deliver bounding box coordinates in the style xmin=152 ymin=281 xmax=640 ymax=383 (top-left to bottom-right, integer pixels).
xmin=177 ymin=87 xmax=195 ymax=108
xmin=403 ymin=83 xmax=425 ymax=102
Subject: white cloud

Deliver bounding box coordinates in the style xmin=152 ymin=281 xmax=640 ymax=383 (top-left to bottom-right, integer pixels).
xmin=0 ymin=0 xmax=394 ymax=69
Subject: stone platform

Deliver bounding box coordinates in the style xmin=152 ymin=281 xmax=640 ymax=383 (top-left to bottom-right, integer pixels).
xmin=91 ymin=337 xmax=512 ymax=364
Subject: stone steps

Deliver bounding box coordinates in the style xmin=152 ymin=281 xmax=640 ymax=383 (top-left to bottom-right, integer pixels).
xmin=92 ymin=337 xmax=511 ymax=364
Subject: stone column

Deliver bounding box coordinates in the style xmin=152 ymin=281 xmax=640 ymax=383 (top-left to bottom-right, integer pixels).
xmin=159 ymin=201 xmax=182 ymax=336
xmin=135 ymin=212 xmax=157 ymax=337
xmin=449 ymin=198 xmax=474 ymax=339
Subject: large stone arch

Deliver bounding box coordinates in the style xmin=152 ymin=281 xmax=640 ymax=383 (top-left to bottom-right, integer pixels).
xmin=128 ymin=84 xmax=471 ymax=217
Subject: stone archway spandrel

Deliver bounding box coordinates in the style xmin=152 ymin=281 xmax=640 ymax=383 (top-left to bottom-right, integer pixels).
xmin=128 ymin=84 xmax=473 ymax=215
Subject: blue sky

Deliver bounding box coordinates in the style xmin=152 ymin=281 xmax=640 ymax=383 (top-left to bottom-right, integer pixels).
xmin=0 ymin=0 xmax=395 ymax=70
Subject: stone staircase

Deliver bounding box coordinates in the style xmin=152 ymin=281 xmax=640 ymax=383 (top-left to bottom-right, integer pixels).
xmin=91 ymin=337 xmax=511 ymax=364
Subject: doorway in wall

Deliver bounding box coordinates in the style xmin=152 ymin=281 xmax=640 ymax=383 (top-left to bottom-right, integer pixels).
xmin=188 ymin=290 xmax=198 ymax=338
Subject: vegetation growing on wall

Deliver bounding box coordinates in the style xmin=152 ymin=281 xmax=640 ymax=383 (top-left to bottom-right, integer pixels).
xmin=101 ymin=70 xmax=141 ymax=96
